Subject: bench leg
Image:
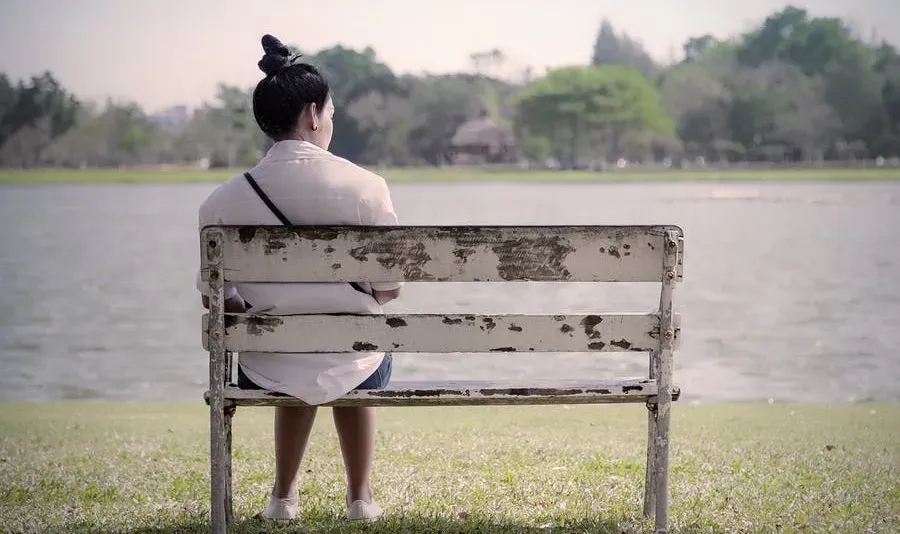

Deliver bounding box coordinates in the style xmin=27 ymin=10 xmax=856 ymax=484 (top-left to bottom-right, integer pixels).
xmin=643 ymin=349 xmax=660 ymax=518
xmin=210 ymin=397 xmax=227 ymax=534
xmin=224 ymin=352 xmax=235 ymax=524
xmin=225 ymin=404 xmax=235 ymax=524
xmin=642 ymin=401 xmax=658 ymax=518
xmin=653 ymin=392 xmax=672 ymax=534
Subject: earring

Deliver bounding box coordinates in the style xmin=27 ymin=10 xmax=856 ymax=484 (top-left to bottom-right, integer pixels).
xmin=312 ymin=125 xmax=318 ymax=131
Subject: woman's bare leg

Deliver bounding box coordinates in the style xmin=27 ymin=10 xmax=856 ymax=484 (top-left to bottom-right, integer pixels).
xmin=332 ymin=406 xmax=376 ymax=503
xmin=273 ymin=406 xmax=318 ymax=498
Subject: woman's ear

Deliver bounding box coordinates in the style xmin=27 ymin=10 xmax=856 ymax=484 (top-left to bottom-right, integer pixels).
xmin=308 ymin=103 xmax=319 ymax=132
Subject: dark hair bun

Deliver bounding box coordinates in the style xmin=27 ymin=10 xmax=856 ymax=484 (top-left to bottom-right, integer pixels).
xmin=258 ymin=34 xmax=293 ymax=77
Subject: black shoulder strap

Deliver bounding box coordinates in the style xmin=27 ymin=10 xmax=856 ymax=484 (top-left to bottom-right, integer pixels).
xmin=244 ymin=172 xmax=292 ymax=225
xmin=244 ymin=171 xmax=372 ymax=297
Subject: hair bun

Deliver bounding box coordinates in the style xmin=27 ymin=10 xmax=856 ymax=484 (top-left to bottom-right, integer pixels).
xmin=258 ymin=34 xmax=294 ymax=77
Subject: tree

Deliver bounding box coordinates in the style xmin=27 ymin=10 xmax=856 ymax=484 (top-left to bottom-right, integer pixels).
xmin=591 ymin=20 xmax=659 ymax=80
xmin=873 ymin=43 xmax=900 ymax=155
xmin=660 ymin=48 xmax=736 ymax=160
xmin=515 ymin=66 xmax=673 ymax=166
xmin=736 ymin=6 xmax=887 ymax=155
xmin=0 ymin=72 xmax=80 ymax=166
xmin=307 ymin=45 xmax=399 ymax=163
xmin=683 ymin=35 xmax=722 ymax=62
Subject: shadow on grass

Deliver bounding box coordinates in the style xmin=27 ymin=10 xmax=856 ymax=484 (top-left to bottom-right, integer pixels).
xmin=44 ymin=513 xmax=726 ymax=534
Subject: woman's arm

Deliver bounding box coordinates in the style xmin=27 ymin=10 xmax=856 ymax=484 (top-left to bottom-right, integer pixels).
xmin=201 ymin=294 xmax=249 ymax=313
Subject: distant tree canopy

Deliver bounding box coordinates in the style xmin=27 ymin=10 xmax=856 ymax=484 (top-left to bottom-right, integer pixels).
xmin=515 ymin=66 xmax=672 ymax=166
xmin=2 ymin=5 xmax=899 ymax=169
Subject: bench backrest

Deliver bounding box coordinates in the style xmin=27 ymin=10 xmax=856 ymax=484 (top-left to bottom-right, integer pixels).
xmin=200 ymin=225 xmax=683 ymax=357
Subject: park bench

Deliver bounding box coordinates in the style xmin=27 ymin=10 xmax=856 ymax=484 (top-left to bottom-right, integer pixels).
xmin=200 ymin=224 xmax=683 ymax=534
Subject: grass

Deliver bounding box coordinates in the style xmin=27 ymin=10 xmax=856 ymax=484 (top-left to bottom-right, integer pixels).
xmin=0 ymin=403 xmax=897 ymax=533
xmin=1 ymin=167 xmax=900 ymax=185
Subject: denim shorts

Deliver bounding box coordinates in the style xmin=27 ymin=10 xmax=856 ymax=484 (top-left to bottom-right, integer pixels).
xmin=237 ymin=353 xmax=393 ymax=391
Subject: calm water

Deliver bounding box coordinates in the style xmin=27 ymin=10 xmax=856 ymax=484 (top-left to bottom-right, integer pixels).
xmin=1 ymin=181 xmax=898 ymax=403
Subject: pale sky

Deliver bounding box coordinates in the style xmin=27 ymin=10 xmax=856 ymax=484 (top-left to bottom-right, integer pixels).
xmin=1 ymin=0 xmax=896 ymax=113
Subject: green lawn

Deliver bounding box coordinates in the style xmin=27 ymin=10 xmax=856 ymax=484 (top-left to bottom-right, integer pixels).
xmin=1 ymin=167 xmax=899 ymax=185
xmin=0 ymin=403 xmax=897 ymax=533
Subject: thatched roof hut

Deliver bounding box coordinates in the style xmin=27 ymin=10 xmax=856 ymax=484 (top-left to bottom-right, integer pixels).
xmin=449 ymin=110 xmax=516 ymax=163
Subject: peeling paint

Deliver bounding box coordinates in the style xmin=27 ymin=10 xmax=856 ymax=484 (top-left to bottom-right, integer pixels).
xmin=348 ymin=240 xmax=434 ymax=280
xmin=442 ymin=316 xmax=462 ymax=325
xmin=352 ymin=341 xmax=378 ymax=351
xmin=242 ymin=316 xmax=283 ymax=336
xmin=610 ymin=339 xmax=634 ymax=350
xmin=580 ymin=315 xmax=604 ymax=339
xmin=481 ymin=318 xmax=496 ymax=331
xmin=491 ymin=236 xmax=572 ymax=281
xmin=386 ymin=317 xmax=407 ymax=328
xmin=490 ymin=347 xmax=516 ymax=352
xmin=560 ymin=324 xmax=575 ymax=335
xmin=507 ymin=324 xmax=523 ymax=332
xmin=453 ymin=247 xmax=476 ymax=263
xmin=588 ymin=341 xmax=606 ymax=350
xmin=264 ymin=238 xmax=287 ymax=255
xmin=368 ymin=388 xmax=466 ymax=398
xmin=238 ymin=228 xmax=256 ymax=244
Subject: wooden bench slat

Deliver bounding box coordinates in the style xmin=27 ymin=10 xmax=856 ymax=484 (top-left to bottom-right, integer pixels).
xmin=200 ymin=225 xmax=684 ymax=283
xmin=203 ymin=313 xmax=676 ymax=353
xmin=211 ymin=378 xmax=680 ymax=407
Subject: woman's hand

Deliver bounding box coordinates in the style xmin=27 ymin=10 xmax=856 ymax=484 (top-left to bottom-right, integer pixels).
xmin=373 ymin=289 xmax=400 ymax=306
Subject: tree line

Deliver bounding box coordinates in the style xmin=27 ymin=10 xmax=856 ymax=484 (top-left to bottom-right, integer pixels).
xmin=2 ymin=6 xmax=899 ymax=170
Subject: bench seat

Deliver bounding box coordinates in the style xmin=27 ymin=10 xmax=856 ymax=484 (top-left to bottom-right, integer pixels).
xmin=207 ymin=378 xmax=681 ymax=407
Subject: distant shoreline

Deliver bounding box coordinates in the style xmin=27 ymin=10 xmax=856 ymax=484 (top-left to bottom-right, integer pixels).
xmin=1 ymin=167 xmax=899 ymax=185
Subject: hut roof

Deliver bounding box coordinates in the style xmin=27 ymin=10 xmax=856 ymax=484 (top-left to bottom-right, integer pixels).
xmin=451 ymin=113 xmax=514 ymax=149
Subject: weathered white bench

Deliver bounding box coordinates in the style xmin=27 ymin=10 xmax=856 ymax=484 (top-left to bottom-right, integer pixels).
xmin=200 ymin=225 xmax=683 ymax=534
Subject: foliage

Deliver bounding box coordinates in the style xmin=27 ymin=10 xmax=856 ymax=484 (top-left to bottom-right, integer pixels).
xmin=1 ymin=6 xmax=900 ymax=169
xmin=515 ymin=66 xmax=672 ymax=166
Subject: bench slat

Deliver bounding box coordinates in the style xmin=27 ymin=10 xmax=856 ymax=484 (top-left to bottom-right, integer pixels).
xmin=213 ymin=379 xmax=680 ymax=406
xmin=200 ymin=225 xmax=684 ymax=283
xmin=203 ymin=313 xmax=672 ymax=353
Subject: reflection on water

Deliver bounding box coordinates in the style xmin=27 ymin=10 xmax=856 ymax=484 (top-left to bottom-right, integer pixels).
xmin=0 ymin=181 xmax=898 ymax=403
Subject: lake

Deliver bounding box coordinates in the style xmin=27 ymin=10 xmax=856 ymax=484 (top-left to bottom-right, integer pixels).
xmin=1 ymin=181 xmax=898 ymax=403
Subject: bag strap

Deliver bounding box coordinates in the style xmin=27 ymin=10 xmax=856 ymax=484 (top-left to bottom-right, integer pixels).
xmin=244 ymin=172 xmax=291 ymax=226
xmin=243 ymin=171 xmax=372 ymax=297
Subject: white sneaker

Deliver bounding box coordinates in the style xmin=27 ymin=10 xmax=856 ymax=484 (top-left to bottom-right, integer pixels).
xmin=262 ymin=492 xmax=299 ymax=522
xmin=347 ymin=499 xmax=385 ymax=522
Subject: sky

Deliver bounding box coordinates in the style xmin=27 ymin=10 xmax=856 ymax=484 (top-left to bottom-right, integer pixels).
xmin=1 ymin=0 xmax=897 ymax=113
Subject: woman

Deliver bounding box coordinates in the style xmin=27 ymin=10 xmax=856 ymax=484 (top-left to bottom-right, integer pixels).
xmin=196 ymin=34 xmax=401 ymax=523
